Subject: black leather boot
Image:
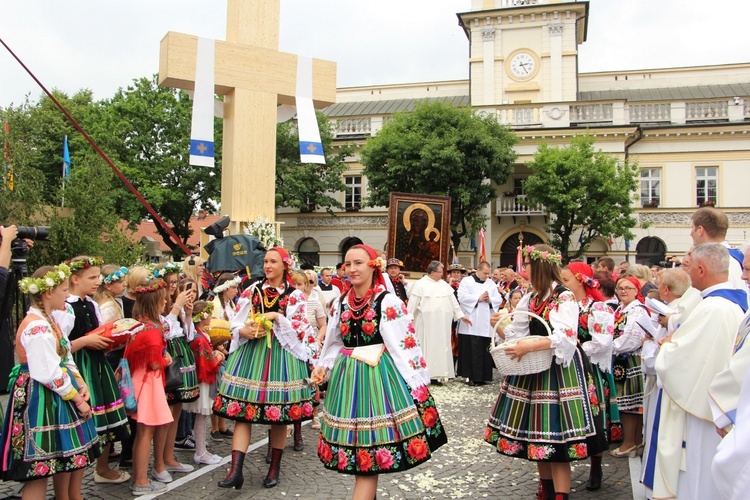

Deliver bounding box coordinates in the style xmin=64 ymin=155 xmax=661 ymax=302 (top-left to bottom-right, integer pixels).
xmin=218 ymin=450 xmax=245 ymax=489
xmin=265 ymin=429 xmax=272 ymax=464
xmin=263 ymin=448 xmax=283 ymax=488
xmin=293 ymin=422 xmax=304 ymax=451
xmin=586 ymin=455 xmax=603 ymax=491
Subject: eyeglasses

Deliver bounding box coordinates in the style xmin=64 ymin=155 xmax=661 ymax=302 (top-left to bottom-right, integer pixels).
xmin=522 ymin=261 xmax=532 ymax=269
xmin=615 ymin=287 xmax=637 ymax=293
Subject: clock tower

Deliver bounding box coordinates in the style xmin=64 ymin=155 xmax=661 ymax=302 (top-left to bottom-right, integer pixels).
xmin=458 ymin=0 xmax=589 ymax=107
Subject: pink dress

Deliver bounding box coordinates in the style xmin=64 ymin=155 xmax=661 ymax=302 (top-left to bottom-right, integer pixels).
xmin=124 ymin=322 xmax=173 ymax=426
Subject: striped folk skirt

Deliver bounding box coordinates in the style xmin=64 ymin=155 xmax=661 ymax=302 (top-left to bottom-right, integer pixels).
xmin=0 ymin=365 xmax=101 ymax=481
xmin=485 ymin=349 xmax=603 ymax=462
xmin=318 ymin=348 xmax=447 ymax=476
xmin=612 ymin=351 xmax=643 ymax=413
xmin=213 ymin=335 xmax=314 ymax=425
xmin=166 ymin=337 xmax=199 ymax=404
xmin=73 ymin=349 xmax=130 ymax=444
xmin=591 ymin=366 xmax=623 ymax=443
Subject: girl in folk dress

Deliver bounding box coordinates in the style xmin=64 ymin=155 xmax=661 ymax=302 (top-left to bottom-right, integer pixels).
xmin=610 ymin=276 xmax=650 ymax=458
xmin=0 ymin=264 xmax=99 ymax=500
xmin=61 ymin=256 xmax=130 ymax=485
xmin=184 ymin=301 xmax=225 ymax=465
xmin=209 ymin=273 xmax=240 ymax=439
xmin=153 ymin=275 xmax=199 ymax=482
xmin=124 ymin=279 xmax=174 ymax=496
xmin=560 ymin=262 xmax=620 ymax=491
xmin=487 ymin=245 xmax=605 ymax=500
xmin=214 ymin=247 xmax=317 ymax=490
xmin=311 ymin=244 xmax=447 ymax=500
xmin=95 ymin=264 xmax=128 ymax=372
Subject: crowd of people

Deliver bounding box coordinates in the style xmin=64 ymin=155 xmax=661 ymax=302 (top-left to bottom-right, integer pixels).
xmin=0 ymin=205 xmax=748 ymax=499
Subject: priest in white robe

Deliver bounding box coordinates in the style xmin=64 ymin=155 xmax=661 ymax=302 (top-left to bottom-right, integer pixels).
xmin=709 ymin=248 xmax=750 ymax=439
xmin=456 ymin=261 xmax=504 ymax=386
xmin=652 ymin=243 xmax=746 ymax=500
xmin=408 ymin=260 xmax=471 ymax=382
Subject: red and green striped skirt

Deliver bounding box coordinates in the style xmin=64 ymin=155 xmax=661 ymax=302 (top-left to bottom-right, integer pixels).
xmin=484 ymin=349 xmax=603 ymax=462
xmin=213 ymin=335 xmax=314 ymax=424
xmin=317 ymin=348 xmax=447 ymax=476
xmin=0 ymin=365 xmax=101 ymax=481
xmin=166 ymin=337 xmax=199 ymax=404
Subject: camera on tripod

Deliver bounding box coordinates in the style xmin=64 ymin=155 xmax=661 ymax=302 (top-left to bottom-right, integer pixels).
xmin=2 ymin=225 xmax=50 ymax=275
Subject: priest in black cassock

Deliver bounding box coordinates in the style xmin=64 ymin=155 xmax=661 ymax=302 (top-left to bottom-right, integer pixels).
xmin=456 ymin=261 xmax=504 ymax=386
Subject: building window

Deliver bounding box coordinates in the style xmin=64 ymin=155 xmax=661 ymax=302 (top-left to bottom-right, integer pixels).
xmin=640 ymin=168 xmax=661 ymax=207
xmin=696 ymin=167 xmax=718 ymax=206
xmin=297 ymin=237 xmax=320 ymax=267
xmin=345 ymin=175 xmax=362 ymax=210
xmin=512 ymin=178 xmax=525 ymax=196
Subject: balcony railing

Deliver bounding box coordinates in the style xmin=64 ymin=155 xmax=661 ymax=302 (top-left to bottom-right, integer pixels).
xmin=629 ymin=103 xmax=671 ymax=123
xmin=496 ymin=195 xmax=545 ymax=216
xmin=331 ymin=98 xmax=748 ymax=138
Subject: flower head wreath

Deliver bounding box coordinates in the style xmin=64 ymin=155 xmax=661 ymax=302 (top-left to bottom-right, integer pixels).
xmin=103 ymin=266 xmax=129 ymax=285
xmin=368 ymin=256 xmax=387 ymax=273
xmin=522 ymin=246 xmax=563 ymax=267
xmin=575 ymin=272 xmax=600 ymax=289
xmin=151 ymin=262 xmax=181 ymax=279
xmin=192 ymin=302 xmax=214 ymax=323
xmin=19 ymin=263 xmax=72 ymax=295
xmin=67 ymin=257 xmax=104 ymax=272
xmin=214 ymin=275 xmax=242 ymax=294
xmin=133 ymin=279 xmax=168 ymax=294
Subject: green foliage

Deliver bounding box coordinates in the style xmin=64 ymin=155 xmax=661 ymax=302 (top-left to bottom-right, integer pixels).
xmin=85 ymin=75 xmax=222 ymax=258
xmin=275 ymin=111 xmax=349 ymax=212
xmin=522 ymin=134 xmax=638 ymax=261
xmin=360 ymin=101 xmax=517 ymax=251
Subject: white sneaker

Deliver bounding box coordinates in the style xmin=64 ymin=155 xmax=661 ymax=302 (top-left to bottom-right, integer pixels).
xmin=194 ymin=452 xmax=222 ymax=465
xmin=132 ymin=480 xmax=167 ymax=496
xmin=151 ymin=468 xmax=173 ymax=483
xmin=164 ymin=462 xmax=194 ymax=473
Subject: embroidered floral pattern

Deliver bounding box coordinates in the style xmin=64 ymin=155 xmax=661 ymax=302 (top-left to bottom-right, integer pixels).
xmin=527 ymin=444 xmax=555 ymax=460
xmin=318 ymin=432 xmax=435 ymax=474
xmin=567 ymin=443 xmax=588 ymax=459
xmin=212 ymin=396 xmax=312 ymax=424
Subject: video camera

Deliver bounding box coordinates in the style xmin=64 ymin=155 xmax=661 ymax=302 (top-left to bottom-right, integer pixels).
xmin=1 ymin=225 xmax=50 ymax=275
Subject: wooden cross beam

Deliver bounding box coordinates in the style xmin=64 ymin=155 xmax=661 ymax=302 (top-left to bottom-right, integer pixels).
xmin=158 ymin=0 xmax=336 ymax=231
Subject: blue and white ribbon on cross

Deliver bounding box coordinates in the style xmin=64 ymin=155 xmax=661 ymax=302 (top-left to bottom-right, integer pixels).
xmin=296 ymin=56 xmax=326 ymax=165
xmin=189 ymin=37 xmax=215 ymax=168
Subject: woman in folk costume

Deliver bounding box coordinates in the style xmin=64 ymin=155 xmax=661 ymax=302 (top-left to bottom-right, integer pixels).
xmin=311 ymin=244 xmax=447 ymax=500
xmin=610 ymin=275 xmax=650 ymax=458
xmin=486 ymin=245 xmax=604 ymax=500
xmin=58 ymin=256 xmax=130 ymax=485
xmin=0 ymin=264 xmax=100 ymax=500
xmin=209 ymin=273 xmax=240 ymax=440
xmin=560 ymin=262 xmax=620 ymax=491
xmin=214 ymin=247 xmax=317 ymax=489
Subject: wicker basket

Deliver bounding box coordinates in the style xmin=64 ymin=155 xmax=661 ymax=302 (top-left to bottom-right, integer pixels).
xmin=490 ymin=310 xmax=554 ymax=376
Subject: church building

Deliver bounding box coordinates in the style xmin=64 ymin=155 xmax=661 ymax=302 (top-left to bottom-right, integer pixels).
xmin=277 ymin=0 xmax=750 ymax=270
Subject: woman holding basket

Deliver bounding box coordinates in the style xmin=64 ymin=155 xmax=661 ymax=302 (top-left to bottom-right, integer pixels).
xmin=485 ymin=245 xmax=604 ymax=500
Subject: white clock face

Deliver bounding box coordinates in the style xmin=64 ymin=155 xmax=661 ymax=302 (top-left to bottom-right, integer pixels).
xmin=509 ymin=52 xmax=536 ymax=79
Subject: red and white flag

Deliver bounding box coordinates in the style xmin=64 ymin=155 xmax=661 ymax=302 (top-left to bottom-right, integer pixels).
xmin=478 ymin=228 xmax=486 ymax=263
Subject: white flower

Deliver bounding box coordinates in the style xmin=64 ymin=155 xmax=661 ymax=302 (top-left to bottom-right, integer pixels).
xmin=58 ymin=271 xmax=66 ymax=279
xmin=45 ymin=278 xmax=55 ymax=287
xmin=28 ymin=284 xmax=39 ymax=294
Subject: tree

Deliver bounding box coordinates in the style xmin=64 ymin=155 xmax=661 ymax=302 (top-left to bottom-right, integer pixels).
xmin=522 ymin=134 xmax=638 ymax=262
xmin=360 ymin=101 xmax=517 ymax=252
xmin=86 ymin=75 xmax=223 ymax=258
xmin=275 ymin=111 xmax=350 ymax=212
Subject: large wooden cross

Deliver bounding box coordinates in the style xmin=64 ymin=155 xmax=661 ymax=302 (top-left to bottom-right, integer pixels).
xmin=158 ymin=0 xmax=336 ymax=232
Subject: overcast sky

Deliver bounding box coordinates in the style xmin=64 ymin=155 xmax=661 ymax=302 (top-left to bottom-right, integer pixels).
xmin=1 ymin=0 xmax=749 ymax=108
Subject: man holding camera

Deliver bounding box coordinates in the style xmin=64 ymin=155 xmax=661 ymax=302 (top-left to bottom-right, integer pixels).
xmin=0 ymin=225 xmax=19 ymax=302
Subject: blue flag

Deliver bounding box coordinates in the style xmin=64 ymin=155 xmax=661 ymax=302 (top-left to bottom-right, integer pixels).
xmin=63 ymin=136 xmax=71 ymax=181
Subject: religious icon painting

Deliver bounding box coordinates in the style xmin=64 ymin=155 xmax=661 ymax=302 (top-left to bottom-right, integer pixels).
xmin=388 ymin=192 xmax=451 ymax=275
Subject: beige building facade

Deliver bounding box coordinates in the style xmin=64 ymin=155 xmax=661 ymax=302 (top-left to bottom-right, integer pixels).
xmin=278 ymin=0 xmax=750 ymax=270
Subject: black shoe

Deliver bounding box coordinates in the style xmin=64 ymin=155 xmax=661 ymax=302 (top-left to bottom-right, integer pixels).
xmin=430 ymin=379 xmax=443 ymax=386
xmin=293 ymin=423 xmax=304 ymax=452
xmin=219 ymin=428 xmax=234 ymax=437
xmin=209 ymin=431 xmax=224 ymax=442
xmin=263 ymin=448 xmax=283 ymax=488
xmin=586 ymin=462 xmax=603 ymax=491
xmin=174 ymin=436 xmax=196 ymax=450
xmin=218 ymin=450 xmax=246 ymax=489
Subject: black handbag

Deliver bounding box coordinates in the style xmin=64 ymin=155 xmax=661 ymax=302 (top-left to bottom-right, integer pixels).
xmin=165 ymin=355 xmax=183 ymax=392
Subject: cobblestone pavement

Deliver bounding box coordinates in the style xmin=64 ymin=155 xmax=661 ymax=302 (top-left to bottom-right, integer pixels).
xmin=0 ymin=373 xmax=639 ymax=499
